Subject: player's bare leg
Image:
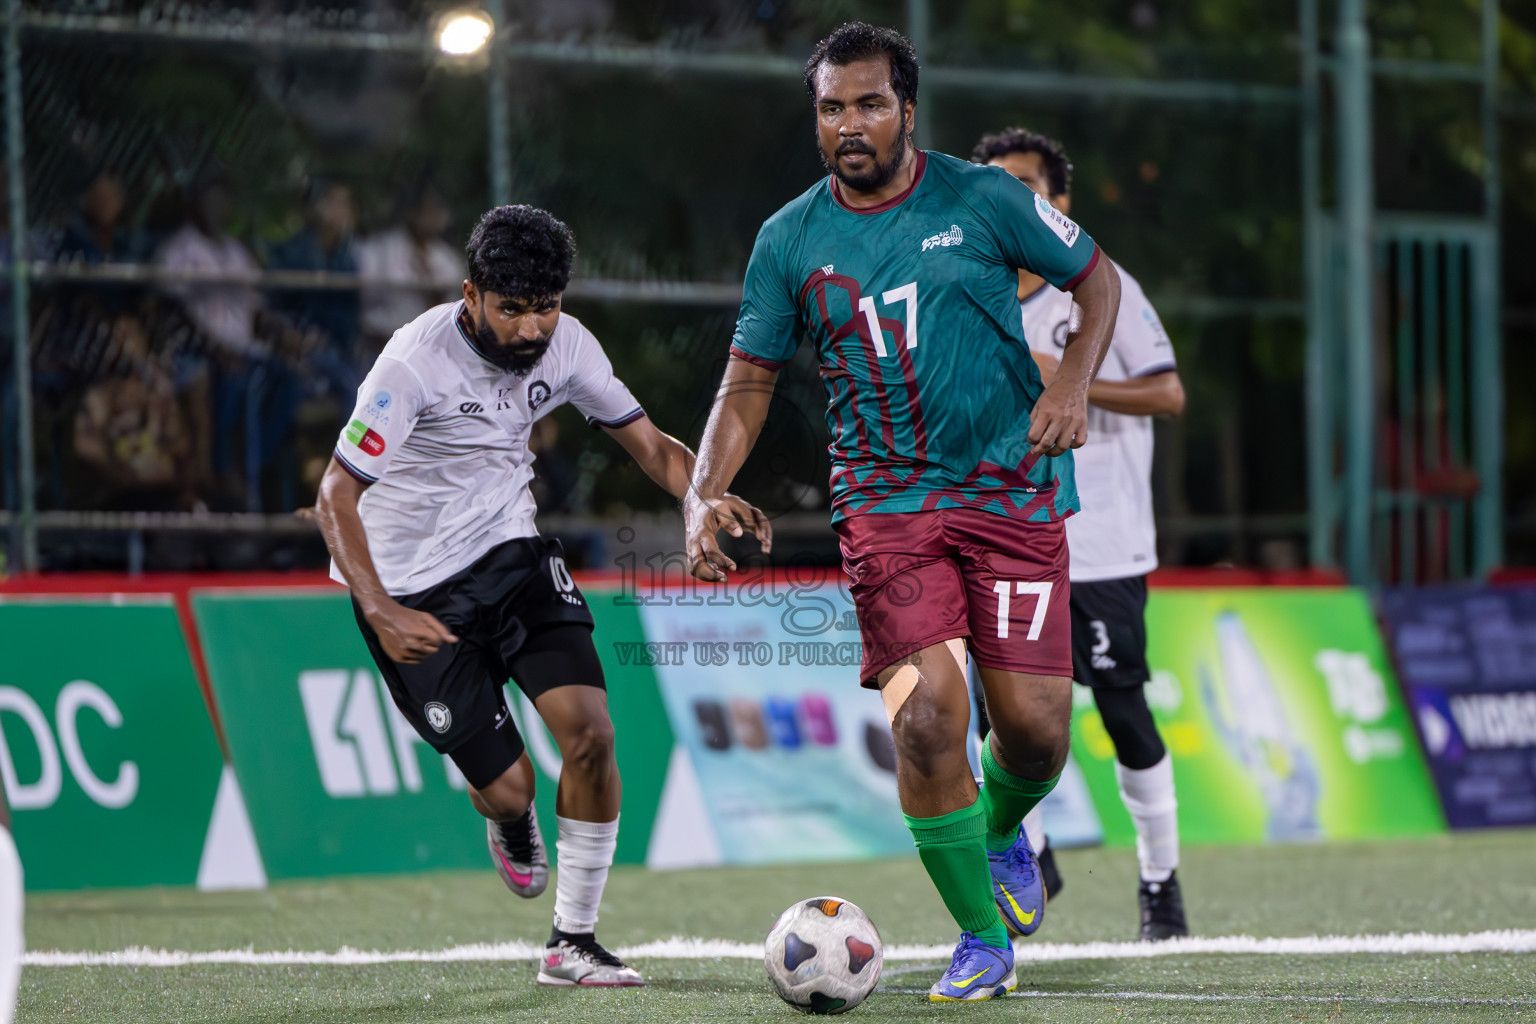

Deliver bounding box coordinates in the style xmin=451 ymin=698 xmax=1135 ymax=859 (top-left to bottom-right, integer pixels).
xmin=534 ymin=685 xmax=622 ymax=822
xmin=529 ymin=683 xmax=642 ymax=987
xmin=473 ymin=755 xmax=549 ymax=899
xmin=879 ymin=640 xmax=1017 ymax=1000
xmin=974 ymin=667 xmax=1072 ymax=783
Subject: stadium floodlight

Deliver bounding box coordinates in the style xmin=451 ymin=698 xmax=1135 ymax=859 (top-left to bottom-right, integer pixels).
xmin=437 ymin=10 xmax=494 ymax=56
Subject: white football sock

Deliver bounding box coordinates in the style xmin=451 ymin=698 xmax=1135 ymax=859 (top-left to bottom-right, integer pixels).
xmin=552 ymin=814 xmax=618 ymax=935
xmin=1022 ymin=804 xmax=1046 ymax=855
xmin=0 ymin=826 xmax=23 ymax=1024
xmin=1115 ymin=753 xmax=1179 ymax=883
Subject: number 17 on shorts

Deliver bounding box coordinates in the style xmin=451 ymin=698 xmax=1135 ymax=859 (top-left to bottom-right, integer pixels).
xmin=992 ymin=581 xmax=1054 ymax=640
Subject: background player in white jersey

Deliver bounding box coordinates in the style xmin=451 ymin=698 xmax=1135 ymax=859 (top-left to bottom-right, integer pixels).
xmin=314 ymin=205 xmax=769 ymax=986
xmin=973 ymin=127 xmax=1190 ymax=940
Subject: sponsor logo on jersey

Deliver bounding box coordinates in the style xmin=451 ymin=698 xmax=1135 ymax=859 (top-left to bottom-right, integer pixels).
xmin=527 ymin=379 xmax=552 ymax=411
xmin=496 ymin=387 xmax=514 ymax=411
xmin=459 ymin=401 xmax=484 ymax=414
xmin=363 ymin=390 xmax=392 ymax=425
xmin=344 ymin=419 xmax=386 ymax=457
xmin=920 ymin=224 xmax=964 ymax=252
xmin=425 ymin=702 xmax=453 ymax=734
xmin=821 ymin=264 xmax=835 ymax=276
xmin=1034 ymin=192 xmax=1080 ymax=247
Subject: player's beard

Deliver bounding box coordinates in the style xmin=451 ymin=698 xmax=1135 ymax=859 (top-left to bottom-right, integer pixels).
xmin=823 ymin=111 xmax=909 ymax=194
xmin=472 ymin=312 xmax=548 ymax=377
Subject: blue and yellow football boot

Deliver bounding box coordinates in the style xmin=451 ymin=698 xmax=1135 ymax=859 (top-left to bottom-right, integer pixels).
xmin=988 ymin=825 xmax=1046 ymax=936
xmin=927 ymin=932 xmax=1017 ymax=1002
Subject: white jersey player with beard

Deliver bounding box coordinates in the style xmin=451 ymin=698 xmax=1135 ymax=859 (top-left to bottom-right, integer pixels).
xmin=331 ymin=300 xmax=643 ymax=595
xmin=316 ymin=205 xmax=771 ymax=987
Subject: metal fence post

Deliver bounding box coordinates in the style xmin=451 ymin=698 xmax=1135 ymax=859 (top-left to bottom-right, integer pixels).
xmin=907 ymin=0 xmax=932 ymax=152
xmin=4 ymin=0 xmax=33 ymax=572
xmin=1337 ymin=0 xmax=1374 ymax=585
xmin=1474 ymin=0 xmax=1503 ymax=576
xmin=1300 ymin=0 xmax=1333 ymax=570
xmin=486 ymin=0 xmax=512 ymax=207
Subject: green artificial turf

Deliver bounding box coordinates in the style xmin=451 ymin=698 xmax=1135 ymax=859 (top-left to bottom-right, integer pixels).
xmin=19 ymin=830 xmax=1536 ymax=1022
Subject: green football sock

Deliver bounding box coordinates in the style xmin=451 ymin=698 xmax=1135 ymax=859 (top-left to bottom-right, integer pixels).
xmin=904 ymin=796 xmax=1011 ymax=950
xmin=979 ymin=739 xmax=1060 ymax=853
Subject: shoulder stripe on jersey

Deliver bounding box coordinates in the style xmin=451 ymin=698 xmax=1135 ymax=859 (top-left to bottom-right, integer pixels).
xmin=334 ymin=448 xmax=378 ymax=484
xmin=1061 ymin=244 xmax=1101 ymax=291
xmin=588 ymin=407 xmax=646 ymax=429
xmin=1130 ymin=360 xmax=1178 ymax=379
xmin=728 ymin=344 xmax=786 ymax=371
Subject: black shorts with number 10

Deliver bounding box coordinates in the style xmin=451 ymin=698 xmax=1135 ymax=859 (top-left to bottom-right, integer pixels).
xmin=353 ymin=537 xmax=603 ymax=789
xmin=1069 ymin=575 xmax=1152 ymax=690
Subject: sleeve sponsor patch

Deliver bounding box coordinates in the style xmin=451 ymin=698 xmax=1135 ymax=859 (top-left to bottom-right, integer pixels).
xmin=1034 ymin=192 xmax=1081 ymax=247
xmin=344 ymin=418 xmax=386 ymax=457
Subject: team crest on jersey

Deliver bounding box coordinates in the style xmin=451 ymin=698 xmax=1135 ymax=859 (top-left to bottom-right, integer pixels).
xmin=921 ymin=224 xmax=964 ymax=252
xmin=527 ymin=379 xmax=552 ymax=411
xmin=425 ymin=702 xmax=453 ymax=734
xmin=1034 ymin=192 xmax=1080 ymax=247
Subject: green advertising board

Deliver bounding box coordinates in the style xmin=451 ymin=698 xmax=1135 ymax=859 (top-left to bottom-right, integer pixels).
xmin=0 ymin=599 xmax=226 ymax=889
xmin=1069 ymin=588 xmax=1444 ymax=845
xmin=193 ymin=587 xmax=672 ymax=880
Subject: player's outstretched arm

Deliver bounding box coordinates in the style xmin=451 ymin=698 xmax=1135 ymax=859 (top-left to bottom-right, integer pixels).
xmin=314 ymin=458 xmax=458 ymax=664
xmin=1087 ymin=369 xmax=1185 ymax=416
xmin=1032 ymin=355 xmax=1186 ymax=418
xmin=601 ymin=416 xmax=773 ymax=550
xmin=683 ymin=355 xmax=779 ymax=582
xmin=1028 ymin=255 xmax=1121 ymax=456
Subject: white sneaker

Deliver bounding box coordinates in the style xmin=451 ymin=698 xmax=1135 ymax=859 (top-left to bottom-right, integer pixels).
xmin=536 ymin=936 xmax=645 ymax=987
xmin=487 ymin=806 xmax=548 ymax=898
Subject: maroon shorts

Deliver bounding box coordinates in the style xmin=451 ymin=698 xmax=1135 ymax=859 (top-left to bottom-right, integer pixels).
xmin=834 ymin=507 xmax=1072 ymax=687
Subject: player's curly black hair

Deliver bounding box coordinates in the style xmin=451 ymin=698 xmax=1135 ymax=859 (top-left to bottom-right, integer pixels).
xmin=803 ymin=22 xmax=919 ymax=109
xmin=971 ymin=127 xmax=1073 ymax=198
xmin=464 ymin=204 xmax=576 ymax=302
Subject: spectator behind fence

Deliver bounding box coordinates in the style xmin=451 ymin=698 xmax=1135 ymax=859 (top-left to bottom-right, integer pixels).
xmin=154 ymin=175 xmax=299 ymax=503
xmin=267 ymin=178 xmax=363 ymax=407
xmin=357 ymin=184 xmax=465 ymax=347
xmin=155 ymin=175 xmax=265 ymax=359
xmin=72 ymin=311 xmax=191 ymax=510
xmin=55 ymin=172 xmax=147 ymax=266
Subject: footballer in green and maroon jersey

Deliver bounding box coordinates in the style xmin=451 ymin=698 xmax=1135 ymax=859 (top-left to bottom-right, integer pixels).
xmin=683 ymin=23 xmax=1122 ymax=1002
xmin=730 ymin=148 xmax=1098 ymax=526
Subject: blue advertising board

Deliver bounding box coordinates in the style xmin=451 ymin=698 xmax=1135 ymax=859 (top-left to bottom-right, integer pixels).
xmin=1382 ymin=586 xmax=1536 ymax=828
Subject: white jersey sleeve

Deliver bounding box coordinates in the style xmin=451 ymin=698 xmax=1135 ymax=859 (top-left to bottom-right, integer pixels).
xmin=334 ymin=357 xmax=428 ymax=483
xmin=1111 ymin=270 xmax=1177 ymax=378
xmin=564 ymin=321 xmax=645 ymax=428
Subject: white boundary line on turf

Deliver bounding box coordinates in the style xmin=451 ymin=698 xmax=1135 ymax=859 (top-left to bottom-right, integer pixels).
xmin=878 ymin=989 xmax=1536 ymax=1008
xmin=22 ymin=928 xmax=1536 ymax=968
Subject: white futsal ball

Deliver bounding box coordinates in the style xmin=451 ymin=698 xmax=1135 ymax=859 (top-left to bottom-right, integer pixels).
xmin=764 ymin=896 xmax=883 ymax=1014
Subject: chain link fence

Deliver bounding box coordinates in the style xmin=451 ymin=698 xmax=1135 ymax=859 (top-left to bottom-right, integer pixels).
xmin=0 ymin=1 xmax=1523 ymax=575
